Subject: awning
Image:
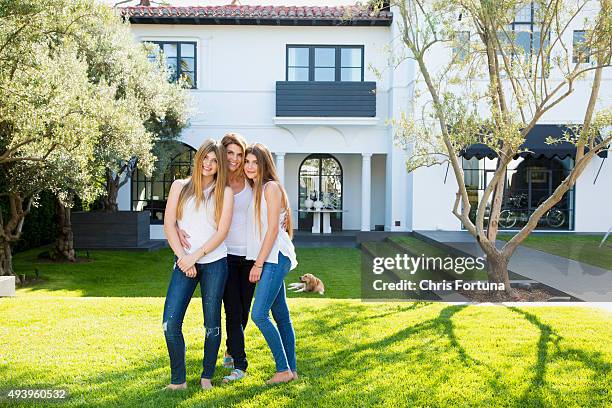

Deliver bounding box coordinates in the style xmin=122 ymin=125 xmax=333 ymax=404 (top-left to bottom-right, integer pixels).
xmin=461 ymin=124 xmax=608 ymax=159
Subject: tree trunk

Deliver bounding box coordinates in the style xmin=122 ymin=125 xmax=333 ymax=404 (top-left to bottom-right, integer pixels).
xmin=485 ymin=251 xmax=516 ymax=300
xmin=0 ymin=239 xmax=19 ymax=284
xmin=52 ymin=197 xmax=75 ymax=262
xmin=102 ymin=170 xmax=119 ymax=212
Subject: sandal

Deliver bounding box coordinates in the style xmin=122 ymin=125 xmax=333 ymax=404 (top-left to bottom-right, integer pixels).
xmin=222 ymin=355 xmax=234 ymax=369
xmin=222 ymin=368 xmax=246 ymax=383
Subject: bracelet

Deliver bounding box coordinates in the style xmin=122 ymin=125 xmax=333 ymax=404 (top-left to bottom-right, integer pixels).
xmin=254 ymin=264 xmax=263 ymax=269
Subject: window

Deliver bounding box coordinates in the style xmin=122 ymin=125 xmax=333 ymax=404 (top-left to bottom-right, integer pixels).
xmin=298 ymin=154 xmax=343 ymax=231
xmin=287 ymin=47 xmax=309 ymax=81
xmin=572 ymin=30 xmax=590 ymax=63
xmin=147 ymin=41 xmax=197 ymax=88
xmin=131 ymin=142 xmax=196 ymax=224
xmin=286 ymin=45 xmax=364 ymax=82
xmin=500 ymin=2 xmax=549 ymax=61
xmin=462 ymin=156 xmax=575 ymax=230
xmin=452 ymin=31 xmax=470 ymax=62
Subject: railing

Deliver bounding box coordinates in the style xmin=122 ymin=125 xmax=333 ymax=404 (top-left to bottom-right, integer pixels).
xmin=275 ymin=81 xmax=376 ymax=117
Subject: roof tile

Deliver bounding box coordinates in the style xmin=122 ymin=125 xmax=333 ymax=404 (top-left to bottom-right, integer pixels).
xmin=120 ymin=4 xmax=392 ymax=23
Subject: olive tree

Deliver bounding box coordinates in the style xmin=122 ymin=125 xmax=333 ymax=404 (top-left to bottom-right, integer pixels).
xmin=51 ymin=4 xmax=189 ymax=260
xmin=0 ymin=32 xmax=106 ymax=278
xmin=370 ymin=0 xmax=611 ymax=298
xmin=0 ymin=0 xmax=189 ymax=273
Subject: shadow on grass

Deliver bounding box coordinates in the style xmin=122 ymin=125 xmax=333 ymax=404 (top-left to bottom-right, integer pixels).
xmin=2 ymin=302 xmax=610 ymax=407
xmin=507 ymin=307 xmax=611 ymax=407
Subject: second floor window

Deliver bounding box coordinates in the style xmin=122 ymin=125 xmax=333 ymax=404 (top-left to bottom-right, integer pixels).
xmin=501 ymin=2 xmax=548 ymax=61
xmin=572 ymin=30 xmax=590 ymax=63
xmin=452 ymin=31 xmax=470 ymax=62
xmin=286 ymin=45 xmax=364 ymax=82
xmin=148 ymin=41 xmax=197 ymax=88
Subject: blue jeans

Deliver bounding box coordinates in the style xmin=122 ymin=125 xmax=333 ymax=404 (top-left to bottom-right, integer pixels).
xmin=163 ymin=257 xmax=228 ymax=383
xmin=251 ymin=253 xmax=296 ymax=373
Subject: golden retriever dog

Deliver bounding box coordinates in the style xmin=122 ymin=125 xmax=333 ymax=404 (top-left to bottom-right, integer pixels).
xmin=288 ymin=273 xmax=325 ymax=295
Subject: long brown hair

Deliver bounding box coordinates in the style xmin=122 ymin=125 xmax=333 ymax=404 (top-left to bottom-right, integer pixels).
xmin=245 ymin=143 xmax=293 ymax=239
xmin=220 ymin=132 xmax=247 ymax=179
xmin=176 ymin=139 xmax=227 ymax=226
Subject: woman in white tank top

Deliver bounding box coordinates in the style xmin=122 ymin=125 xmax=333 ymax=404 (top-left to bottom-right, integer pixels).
xmin=244 ymin=143 xmax=298 ymax=385
xmin=176 ymin=133 xmax=257 ymax=383
xmin=162 ymin=139 xmax=234 ymax=391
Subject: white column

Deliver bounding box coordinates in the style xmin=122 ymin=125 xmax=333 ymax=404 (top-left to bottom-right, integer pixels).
xmin=384 ymin=5 xmax=413 ymax=231
xmin=275 ymin=152 xmax=286 ymax=185
xmin=361 ymin=153 xmax=372 ymax=231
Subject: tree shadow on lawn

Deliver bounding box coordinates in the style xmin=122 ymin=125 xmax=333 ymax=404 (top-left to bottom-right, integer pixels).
xmin=507 ymin=307 xmax=611 ymax=407
xmin=2 ymin=303 xmax=610 ymax=407
xmin=1 ymin=303 xmax=433 ymax=408
xmin=295 ymin=301 xmax=431 ymax=338
xmin=296 ymin=304 xmax=611 ymax=406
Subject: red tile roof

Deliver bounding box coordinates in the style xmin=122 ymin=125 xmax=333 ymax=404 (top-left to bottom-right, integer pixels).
xmin=121 ymin=5 xmax=392 ymax=26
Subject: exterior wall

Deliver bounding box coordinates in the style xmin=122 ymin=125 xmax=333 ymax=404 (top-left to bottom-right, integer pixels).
xmin=405 ymin=4 xmax=611 ymax=232
xmin=120 ymin=5 xmax=610 ymax=235
xmin=130 ymin=23 xmax=391 ymax=136
xmin=121 ymin=20 xmax=407 ymax=235
xmin=411 ymin=164 xmax=461 ymax=231
xmin=574 ymin=157 xmax=612 ymax=232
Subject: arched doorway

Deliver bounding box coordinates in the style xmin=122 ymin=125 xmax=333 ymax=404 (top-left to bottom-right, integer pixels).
xmin=131 ymin=142 xmax=196 ymax=224
xmin=298 ymin=154 xmax=343 ymax=231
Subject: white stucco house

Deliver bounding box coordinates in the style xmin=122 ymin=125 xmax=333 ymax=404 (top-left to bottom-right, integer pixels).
xmin=116 ymin=1 xmax=611 ymax=239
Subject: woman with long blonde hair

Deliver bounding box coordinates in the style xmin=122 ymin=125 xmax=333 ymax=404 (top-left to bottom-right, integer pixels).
xmin=162 ymin=139 xmax=234 ymax=390
xmin=177 ymin=133 xmax=257 ymax=383
xmin=244 ymin=142 xmax=298 ymax=384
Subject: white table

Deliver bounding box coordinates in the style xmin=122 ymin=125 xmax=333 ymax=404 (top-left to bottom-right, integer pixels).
xmin=298 ymin=209 xmax=347 ymax=234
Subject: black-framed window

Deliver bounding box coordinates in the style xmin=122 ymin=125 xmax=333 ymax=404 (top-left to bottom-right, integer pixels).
xmin=286 ymin=45 xmax=364 ymax=82
xmin=452 ymin=31 xmax=470 ymax=62
xmin=298 ymin=154 xmax=343 ymax=231
xmin=147 ymin=41 xmax=197 ymax=88
xmin=572 ymin=30 xmax=590 ymax=63
xmin=500 ymin=2 xmax=549 ymax=61
xmin=462 ymin=156 xmax=575 ymax=230
xmin=131 ymin=143 xmax=196 ymax=224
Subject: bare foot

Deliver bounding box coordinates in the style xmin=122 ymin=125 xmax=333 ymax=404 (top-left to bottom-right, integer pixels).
xmin=165 ymin=382 xmax=187 ymax=390
xmin=266 ymin=370 xmax=294 ymax=385
xmin=292 ymin=371 xmax=298 ymax=380
xmin=200 ymin=378 xmax=213 ymax=390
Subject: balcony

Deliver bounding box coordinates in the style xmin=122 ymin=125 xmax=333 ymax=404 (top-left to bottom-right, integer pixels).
xmin=275 ymin=81 xmax=377 ymax=123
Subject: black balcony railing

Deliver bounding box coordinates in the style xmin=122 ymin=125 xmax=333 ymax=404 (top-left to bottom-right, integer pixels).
xmin=276 ymin=81 xmax=376 ymax=117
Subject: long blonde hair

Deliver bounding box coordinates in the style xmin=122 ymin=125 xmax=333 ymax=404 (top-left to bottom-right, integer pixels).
xmin=245 ymin=143 xmax=293 ymax=239
xmin=176 ymin=139 xmax=227 ymax=225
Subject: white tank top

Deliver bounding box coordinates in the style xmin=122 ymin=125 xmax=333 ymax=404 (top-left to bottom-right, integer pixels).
xmin=246 ymin=182 xmax=298 ymax=270
xmin=176 ymin=183 xmax=227 ymax=264
xmin=225 ymin=180 xmax=253 ymax=256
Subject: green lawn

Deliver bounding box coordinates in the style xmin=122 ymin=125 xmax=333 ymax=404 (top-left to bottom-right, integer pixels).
xmin=498 ymin=233 xmax=612 ymax=271
xmin=2 ymin=246 xmax=611 ymax=407
xmin=13 ymin=247 xmax=361 ymax=299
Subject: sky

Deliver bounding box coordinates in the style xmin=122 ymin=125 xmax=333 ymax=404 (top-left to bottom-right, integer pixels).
xmin=102 ymin=1 xmax=359 ymax=7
